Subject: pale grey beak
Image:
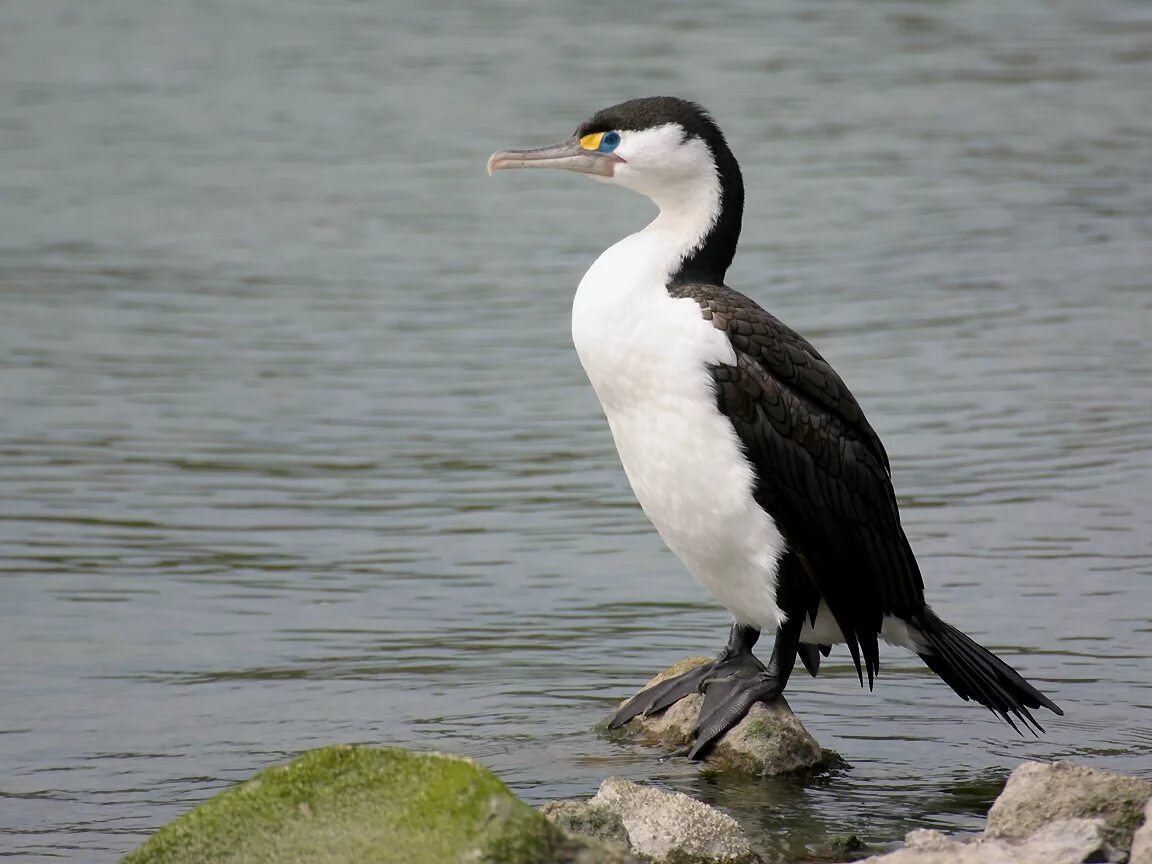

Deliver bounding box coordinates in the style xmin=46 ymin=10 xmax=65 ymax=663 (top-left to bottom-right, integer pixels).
xmin=487 ymin=138 xmax=618 ymax=177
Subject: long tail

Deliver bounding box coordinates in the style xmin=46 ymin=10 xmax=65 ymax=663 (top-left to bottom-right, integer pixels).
xmin=914 ymin=609 xmax=1063 ymax=734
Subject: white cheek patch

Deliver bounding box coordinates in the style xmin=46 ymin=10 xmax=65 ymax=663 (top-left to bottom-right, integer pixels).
xmin=608 ymin=125 xmax=719 ymax=217
xmin=615 ymin=124 xmax=700 ymax=174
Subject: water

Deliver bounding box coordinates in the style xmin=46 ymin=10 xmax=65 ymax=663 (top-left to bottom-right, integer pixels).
xmin=1 ymin=0 xmax=1150 ymax=860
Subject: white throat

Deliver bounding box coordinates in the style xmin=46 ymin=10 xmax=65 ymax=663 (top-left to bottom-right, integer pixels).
xmin=567 ymin=138 xmax=784 ymax=631
xmin=604 ymin=129 xmax=723 ymax=283
xmin=570 ymin=131 xmax=727 ymax=396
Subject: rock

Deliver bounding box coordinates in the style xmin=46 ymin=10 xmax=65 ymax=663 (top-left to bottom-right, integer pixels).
xmin=608 ymin=657 xmax=841 ymax=775
xmin=544 ymin=777 xmax=754 ymax=864
xmin=1128 ymin=795 xmax=1152 ymax=864
xmin=857 ymin=828 xmax=964 ymax=863
xmin=1016 ymin=819 xmax=1117 ymax=863
xmin=541 ymin=799 xmax=632 ymax=852
xmin=985 ymin=761 xmax=1152 ymax=854
xmin=120 ymin=745 xmax=628 ymax=864
xmin=825 ymin=834 xmax=871 ymax=862
xmin=859 ymin=818 xmax=1114 ymax=863
xmin=859 ymin=760 xmax=1152 ymax=864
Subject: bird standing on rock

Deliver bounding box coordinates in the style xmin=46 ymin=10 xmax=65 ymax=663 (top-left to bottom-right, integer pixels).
xmin=488 ymin=96 xmax=1062 ymax=759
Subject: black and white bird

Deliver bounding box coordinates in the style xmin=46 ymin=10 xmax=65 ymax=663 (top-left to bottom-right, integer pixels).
xmin=488 ymin=96 xmax=1062 ymax=758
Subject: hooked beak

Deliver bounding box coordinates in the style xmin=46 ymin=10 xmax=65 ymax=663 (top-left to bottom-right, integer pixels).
xmin=487 ymin=138 xmax=620 ymax=177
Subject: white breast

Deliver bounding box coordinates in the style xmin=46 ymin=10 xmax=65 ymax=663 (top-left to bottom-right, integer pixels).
xmin=571 ymin=230 xmax=787 ymax=632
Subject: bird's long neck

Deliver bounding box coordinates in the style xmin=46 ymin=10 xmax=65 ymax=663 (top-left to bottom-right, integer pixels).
xmin=646 ymin=145 xmax=744 ymax=288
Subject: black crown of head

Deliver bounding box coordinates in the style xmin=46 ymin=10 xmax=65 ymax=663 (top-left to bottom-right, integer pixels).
xmin=575 ymin=97 xmax=729 ymax=151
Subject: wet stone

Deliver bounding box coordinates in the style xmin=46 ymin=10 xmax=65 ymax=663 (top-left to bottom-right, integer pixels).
xmin=544 ymin=778 xmax=754 ymax=864
xmin=985 ymin=761 xmax=1152 ymax=855
xmin=606 ymin=656 xmax=842 ymax=776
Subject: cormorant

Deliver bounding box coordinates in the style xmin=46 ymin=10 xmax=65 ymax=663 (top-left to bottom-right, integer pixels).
xmin=488 ymin=97 xmax=1062 ymax=758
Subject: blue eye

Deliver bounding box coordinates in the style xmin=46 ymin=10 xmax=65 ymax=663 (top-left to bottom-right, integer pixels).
xmin=599 ymin=131 xmax=621 ymax=152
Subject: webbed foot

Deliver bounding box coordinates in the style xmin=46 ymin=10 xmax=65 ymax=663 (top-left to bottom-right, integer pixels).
xmin=688 ymin=669 xmax=785 ymax=759
xmin=608 ymin=623 xmax=762 ymax=730
xmin=607 ymin=660 xmax=716 ymax=729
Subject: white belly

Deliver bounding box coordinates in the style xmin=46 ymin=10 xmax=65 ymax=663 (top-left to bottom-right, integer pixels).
xmin=571 ymin=233 xmax=787 ymax=632
xmin=799 ymin=601 xmax=929 ymax=652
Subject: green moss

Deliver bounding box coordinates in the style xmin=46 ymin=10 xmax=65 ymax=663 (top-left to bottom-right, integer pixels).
xmin=122 ymin=745 xmax=571 ymax=864
xmin=743 ymin=719 xmax=771 ymax=739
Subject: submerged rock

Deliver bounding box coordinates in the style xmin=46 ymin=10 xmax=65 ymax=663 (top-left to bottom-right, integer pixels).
xmin=824 ymin=834 xmax=871 ymax=862
xmin=985 ymin=761 xmax=1152 ymax=855
xmin=608 ymin=656 xmax=841 ymax=775
xmin=120 ymin=745 xmax=627 ymax=864
xmin=544 ymin=777 xmax=753 ymax=864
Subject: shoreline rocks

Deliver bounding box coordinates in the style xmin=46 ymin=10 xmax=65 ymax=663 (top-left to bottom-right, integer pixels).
xmin=543 ymin=778 xmax=754 ymax=864
xmin=604 ymin=656 xmax=844 ymax=775
xmin=118 ymin=743 xmax=1152 ymax=864
xmin=859 ymin=819 xmax=1115 ymax=864
xmin=985 ymin=761 xmax=1152 ymax=855
xmin=861 ymin=761 xmax=1152 ymax=864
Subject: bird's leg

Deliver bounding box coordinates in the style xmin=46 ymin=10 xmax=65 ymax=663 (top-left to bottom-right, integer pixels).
xmin=607 ymin=623 xmax=762 ymax=729
xmin=687 ymin=613 xmax=804 ymax=760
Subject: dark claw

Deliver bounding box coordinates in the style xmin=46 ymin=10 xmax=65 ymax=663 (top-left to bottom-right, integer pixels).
xmin=608 ymin=661 xmax=715 ymax=729
xmin=688 ymin=672 xmax=783 ymax=760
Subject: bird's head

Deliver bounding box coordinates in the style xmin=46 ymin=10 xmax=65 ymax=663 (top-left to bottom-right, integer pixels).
xmin=488 ymin=96 xmax=739 ymax=209
xmin=488 ymin=97 xmax=744 ymax=283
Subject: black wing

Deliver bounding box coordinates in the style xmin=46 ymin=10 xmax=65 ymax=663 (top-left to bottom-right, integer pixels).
xmin=671 ymin=282 xmax=925 ymax=686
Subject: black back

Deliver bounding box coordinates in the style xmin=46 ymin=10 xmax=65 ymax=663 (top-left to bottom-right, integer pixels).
xmin=669 ymin=282 xmax=927 ymax=687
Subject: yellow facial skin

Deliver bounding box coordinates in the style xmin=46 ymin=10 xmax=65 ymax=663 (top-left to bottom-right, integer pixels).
xmin=579 ymin=132 xmax=605 ymax=151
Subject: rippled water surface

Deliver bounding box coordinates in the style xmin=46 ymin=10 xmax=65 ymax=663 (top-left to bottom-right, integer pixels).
xmin=2 ymin=0 xmax=1151 ymax=860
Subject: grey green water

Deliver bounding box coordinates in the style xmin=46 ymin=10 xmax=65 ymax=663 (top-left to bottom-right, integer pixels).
xmin=2 ymin=0 xmax=1150 ymax=861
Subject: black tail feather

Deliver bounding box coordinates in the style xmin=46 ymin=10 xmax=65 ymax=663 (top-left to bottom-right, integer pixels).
xmin=915 ymin=610 xmax=1062 ymax=735
xmin=797 ymin=643 xmax=822 ymax=677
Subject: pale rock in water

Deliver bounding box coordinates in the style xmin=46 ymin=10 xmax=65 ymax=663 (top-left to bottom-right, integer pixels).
xmin=985 ymin=761 xmax=1152 ymax=855
xmin=859 ymin=819 xmax=1115 ymax=864
xmin=863 ymin=760 xmax=1152 ymax=864
xmin=119 ymin=738 xmax=1152 ymax=864
xmin=608 ymin=657 xmax=840 ymax=775
xmin=544 ymin=778 xmax=753 ymax=864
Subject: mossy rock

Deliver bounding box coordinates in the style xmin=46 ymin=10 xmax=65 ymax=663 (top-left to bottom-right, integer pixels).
xmin=122 ymin=745 xmax=604 ymax=864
